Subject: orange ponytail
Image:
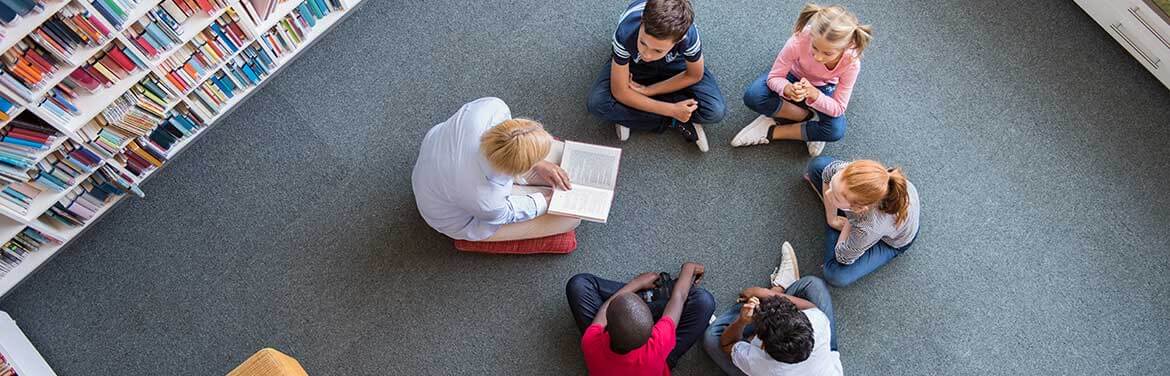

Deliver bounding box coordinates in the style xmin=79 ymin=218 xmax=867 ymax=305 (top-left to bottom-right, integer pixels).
xmin=842 ymin=160 xmax=911 ymax=225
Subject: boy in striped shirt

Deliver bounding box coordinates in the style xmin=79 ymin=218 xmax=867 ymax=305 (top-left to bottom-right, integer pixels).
xmin=586 ymin=0 xmax=727 ymax=152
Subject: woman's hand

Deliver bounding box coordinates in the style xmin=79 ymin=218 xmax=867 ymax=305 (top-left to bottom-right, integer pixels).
xmin=530 ymin=161 xmax=571 ymax=190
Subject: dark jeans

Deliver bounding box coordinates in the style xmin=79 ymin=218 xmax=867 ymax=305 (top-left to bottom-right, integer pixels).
xmin=565 ymin=273 xmax=717 ymax=368
xmin=586 ymin=62 xmax=728 ymax=131
xmin=702 ymin=276 xmax=837 ymax=375
xmin=806 ymin=156 xmax=915 ymax=287
xmin=743 ymin=72 xmax=846 ymax=142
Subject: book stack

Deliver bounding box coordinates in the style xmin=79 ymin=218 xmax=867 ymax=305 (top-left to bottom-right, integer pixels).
xmin=0 ymin=227 xmax=60 ymax=278
xmin=155 ymin=11 xmax=249 ymax=94
xmin=32 ymin=140 xmax=100 ymax=191
xmin=123 ymin=0 xmax=228 ymax=60
xmin=120 ymin=103 xmax=203 ymax=177
xmin=25 ymin=3 xmax=112 ymax=62
xmin=0 ymin=93 xmax=17 ymax=122
xmin=254 ymin=0 xmax=342 ymax=61
xmin=76 ymin=73 xmax=177 ymax=158
xmin=0 ymin=0 xmax=45 ymax=27
xmin=186 ymin=43 xmax=271 ymax=118
xmin=0 ymin=40 xmax=67 ymax=103
xmin=40 ymin=164 xmax=131 ymax=228
xmin=0 ymin=182 xmax=40 ymax=214
xmin=89 ymin=0 xmax=139 ymax=29
xmin=0 ymin=117 xmax=60 ymax=185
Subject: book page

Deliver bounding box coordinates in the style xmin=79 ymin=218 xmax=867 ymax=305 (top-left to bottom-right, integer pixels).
xmin=549 ymin=185 xmax=614 ymax=223
xmin=560 ymin=141 xmax=621 ymax=190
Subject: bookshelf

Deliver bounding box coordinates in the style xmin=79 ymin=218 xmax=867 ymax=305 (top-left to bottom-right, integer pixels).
xmin=0 ymin=312 xmax=57 ymax=376
xmin=0 ymin=0 xmax=366 ymax=300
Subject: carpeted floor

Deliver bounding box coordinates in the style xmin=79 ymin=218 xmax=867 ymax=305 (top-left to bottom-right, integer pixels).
xmin=3 ymin=0 xmax=1170 ymax=375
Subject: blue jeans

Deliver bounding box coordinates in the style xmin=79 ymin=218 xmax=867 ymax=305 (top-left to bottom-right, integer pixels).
xmin=743 ymin=72 xmax=846 ymax=142
xmin=806 ymin=156 xmax=915 ymax=287
xmin=587 ymin=62 xmax=728 ymax=131
xmin=702 ymin=276 xmax=837 ymax=375
xmin=565 ymin=273 xmax=717 ymax=368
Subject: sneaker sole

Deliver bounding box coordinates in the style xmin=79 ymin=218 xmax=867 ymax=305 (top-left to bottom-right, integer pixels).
xmin=694 ymin=124 xmax=708 ymax=152
xmin=731 ymin=116 xmax=773 ymax=147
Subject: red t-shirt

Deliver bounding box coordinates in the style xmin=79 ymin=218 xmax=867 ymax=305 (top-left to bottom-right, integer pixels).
xmin=580 ymin=317 xmax=676 ymax=376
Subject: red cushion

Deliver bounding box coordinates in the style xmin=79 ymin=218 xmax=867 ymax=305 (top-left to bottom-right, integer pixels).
xmin=453 ymin=231 xmax=577 ymax=254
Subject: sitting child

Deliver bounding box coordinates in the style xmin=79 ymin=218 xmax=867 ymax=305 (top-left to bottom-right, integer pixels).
xmin=703 ymin=242 xmax=842 ymax=375
xmin=586 ymin=0 xmax=728 ymax=152
xmin=731 ymin=3 xmax=872 ymax=157
xmin=411 ymin=97 xmax=579 ymax=242
xmin=566 ymin=262 xmax=716 ymax=374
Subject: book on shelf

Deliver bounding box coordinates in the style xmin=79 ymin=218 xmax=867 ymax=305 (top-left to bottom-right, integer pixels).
xmin=0 ymin=227 xmax=61 ymax=278
xmin=89 ymin=0 xmax=139 ymax=29
xmin=116 ymin=103 xmax=203 ymax=177
xmin=0 ymin=119 xmax=59 ymax=185
xmin=122 ymin=0 xmax=230 ymax=60
xmin=0 ymin=93 xmax=17 ymax=122
xmin=155 ymin=11 xmax=249 ymax=94
xmin=31 ymin=140 xmax=100 ymax=191
xmin=0 ymin=0 xmax=45 ymax=27
xmin=0 ymin=182 xmax=40 ymax=214
xmin=39 ymin=164 xmax=134 ymax=228
xmin=37 ymin=40 xmax=150 ymax=123
xmin=1 ymin=40 xmax=67 ymax=103
xmin=24 ymin=3 xmax=112 ymax=62
xmin=547 ymin=141 xmax=622 ymax=223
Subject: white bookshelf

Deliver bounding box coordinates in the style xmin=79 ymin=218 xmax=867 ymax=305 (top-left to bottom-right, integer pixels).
xmin=0 ymin=0 xmax=367 ymax=303
xmin=0 ymin=312 xmax=57 ymax=376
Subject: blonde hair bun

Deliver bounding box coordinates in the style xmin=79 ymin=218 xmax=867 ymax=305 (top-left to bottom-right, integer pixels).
xmin=480 ymin=118 xmax=552 ymax=176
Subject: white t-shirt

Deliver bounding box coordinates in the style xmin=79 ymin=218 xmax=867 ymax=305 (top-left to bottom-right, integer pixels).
xmin=731 ymin=308 xmax=843 ymax=376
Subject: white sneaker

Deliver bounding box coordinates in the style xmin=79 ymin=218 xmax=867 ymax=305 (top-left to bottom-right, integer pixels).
xmin=693 ymin=123 xmax=708 ymax=152
xmin=770 ymin=241 xmax=800 ymax=288
xmin=806 ymin=141 xmax=826 ymax=157
xmin=731 ymin=115 xmax=776 ymax=147
xmin=615 ymin=124 xmax=630 ymax=141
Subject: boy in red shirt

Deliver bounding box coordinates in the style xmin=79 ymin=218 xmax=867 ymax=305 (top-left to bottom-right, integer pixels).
xmin=566 ymin=262 xmax=716 ymax=374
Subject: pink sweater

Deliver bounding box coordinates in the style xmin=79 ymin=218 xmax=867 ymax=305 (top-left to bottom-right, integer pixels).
xmin=765 ymin=30 xmax=862 ymax=118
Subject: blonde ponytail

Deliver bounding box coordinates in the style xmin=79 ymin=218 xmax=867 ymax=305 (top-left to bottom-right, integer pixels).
xmin=796 ymin=4 xmax=873 ymax=57
xmin=793 ymin=3 xmax=824 ymax=35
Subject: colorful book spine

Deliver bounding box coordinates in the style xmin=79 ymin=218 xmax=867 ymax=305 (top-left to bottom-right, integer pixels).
xmin=0 ymin=227 xmax=61 ymax=277
xmin=156 ymin=12 xmax=251 ymax=95
xmin=1 ymin=40 xmax=66 ymax=102
xmin=28 ymin=3 xmax=112 ymax=61
xmin=0 ymin=182 xmax=42 ymax=214
xmin=40 ymin=165 xmax=134 ymax=228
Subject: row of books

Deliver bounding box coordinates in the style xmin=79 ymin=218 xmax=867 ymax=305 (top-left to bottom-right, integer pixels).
xmin=40 ymin=164 xmax=133 ymax=228
xmin=25 ymin=2 xmax=111 ymax=62
xmin=0 ymin=182 xmax=40 ymax=214
xmin=0 ymin=116 xmax=60 ymax=185
xmin=123 ymin=0 xmax=228 ymax=60
xmin=0 ymin=93 xmax=17 ymax=122
xmin=254 ymin=0 xmax=342 ymax=62
xmin=185 ymin=45 xmax=271 ymax=119
xmin=155 ymin=10 xmax=249 ymax=94
xmin=120 ymin=103 xmax=203 ymax=177
xmin=78 ymin=73 xmax=177 ymax=158
xmin=0 ymin=227 xmax=60 ymax=279
xmin=0 ymin=0 xmax=44 ymax=27
xmin=39 ymin=40 xmax=150 ymax=122
xmin=88 ymin=0 xmax=139 ymax=29
xmin=32 ymin=140 xmax=101 ymax=191
xmin=0 ymin=40 xmax=67 ymax=103
xmin=236 ymin=0 xmax=275 ymax=25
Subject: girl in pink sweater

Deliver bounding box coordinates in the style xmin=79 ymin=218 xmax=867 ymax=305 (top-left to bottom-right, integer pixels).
xmin=731 ymin=4 xmax=872 ymax=156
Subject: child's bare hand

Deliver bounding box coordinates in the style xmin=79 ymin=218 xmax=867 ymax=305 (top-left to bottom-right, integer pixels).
xmin=629 ymin=80 xmax=651 ymax=96
xmin=783 ymin=83 xmax=804 ymax=101
xmin=669 ymin=99 xmax=698 ymax=123
xmin=737 ymin=297 xmax=760 ymax=323
xmin=799 ymin=78 xmax=820 ymax=102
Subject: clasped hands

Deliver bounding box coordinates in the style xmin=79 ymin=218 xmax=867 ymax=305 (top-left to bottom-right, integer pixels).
xmin=782 ymin=78 xmax=821 ymax=103
xmin=628 ymin=77 xmax=698 ymax=123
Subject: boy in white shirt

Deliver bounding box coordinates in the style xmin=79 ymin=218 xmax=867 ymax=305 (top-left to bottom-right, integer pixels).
xmin=702 ymin=242 xmax=843 ymax=376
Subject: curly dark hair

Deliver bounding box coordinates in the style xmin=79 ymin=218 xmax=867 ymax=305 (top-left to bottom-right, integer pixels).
xmin=754 ymin=296 xmax=815 ymax=363
xmin=643 ymin=0 xmax=694 ymax=42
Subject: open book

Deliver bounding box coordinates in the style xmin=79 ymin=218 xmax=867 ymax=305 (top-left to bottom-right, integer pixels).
xmin=548 ymin=141 xmax=622 ymax=223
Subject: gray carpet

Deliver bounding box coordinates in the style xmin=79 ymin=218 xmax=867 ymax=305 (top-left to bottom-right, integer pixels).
xmin=3 ymin=0 xmax=1170 ymax=374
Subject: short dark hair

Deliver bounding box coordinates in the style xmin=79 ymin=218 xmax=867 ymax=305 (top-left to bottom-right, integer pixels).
xmin=643 ymin=0 xmax=694 ymax=42
xmin=754 ymin=296 xmax=815 ymax=363
xmin=606 ymin=293 xmax=654 ymax=354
